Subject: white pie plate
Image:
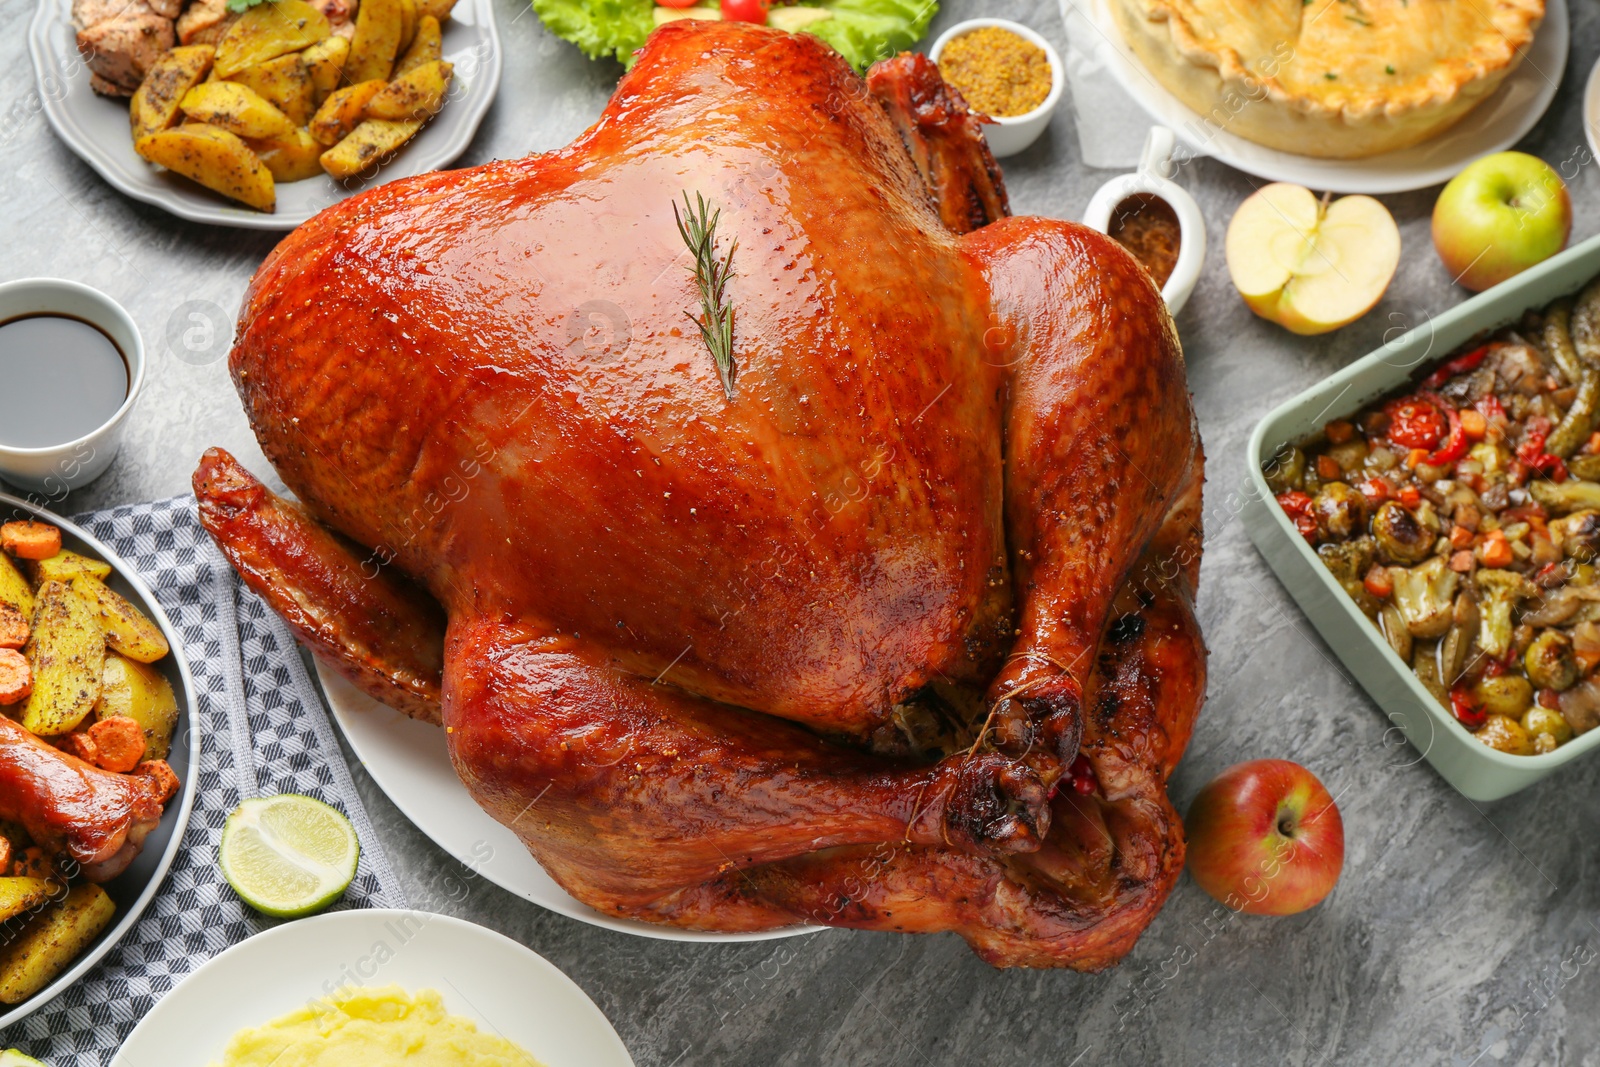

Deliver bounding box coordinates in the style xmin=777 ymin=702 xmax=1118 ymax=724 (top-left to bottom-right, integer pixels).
xmin=1064 ymin=0 xmax=1569 ymax=194
xmin=109 ymin=909 xmax=635 ymax=1066
xmin=0 ymin=494 xmax=198 ymax=1031
xmin=27 ymin=0 xmax=501 ymax=230
xmin=317 ymin=663 xmax=821 ymax=942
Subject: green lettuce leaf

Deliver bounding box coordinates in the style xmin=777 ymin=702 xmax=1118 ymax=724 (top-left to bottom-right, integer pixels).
xmin=529 ymin=0 xmax=937 ymax=71
xmin=530 ymin=0 xmax=657 ymax=64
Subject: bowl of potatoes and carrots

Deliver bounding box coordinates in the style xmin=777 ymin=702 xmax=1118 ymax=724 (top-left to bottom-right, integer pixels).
xmin=130 ymin=0 xmax=460 ymax=213
xmin=0 ymin=503 xmax=196 ymax=1029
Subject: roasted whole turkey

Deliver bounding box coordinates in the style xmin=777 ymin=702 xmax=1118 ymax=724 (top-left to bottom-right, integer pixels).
xmin=195 ymin=22 xmax=1206 ymax=968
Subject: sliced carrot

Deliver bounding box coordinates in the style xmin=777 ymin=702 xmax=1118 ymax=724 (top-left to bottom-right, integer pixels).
xmin=133 ymin=759 xmax=181 ymax=802
xmin=87 ymin=716 xmax=145 ymax=773
xmin=0 ymin=649 xmax=32 ymax=705
xmin=0 ymin=521 xmax=60 ymax=561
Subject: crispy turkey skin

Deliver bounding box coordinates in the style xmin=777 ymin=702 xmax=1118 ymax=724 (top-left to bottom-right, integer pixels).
xmin=197 ymin=22 xmax=1206 ymax=968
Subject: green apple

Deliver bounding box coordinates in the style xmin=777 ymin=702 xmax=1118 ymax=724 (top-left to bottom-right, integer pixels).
xmin=1226 ymin=183 xmax=1400 ymax=336
xmin=1432 ymin=151 xmax=1571 ymax=292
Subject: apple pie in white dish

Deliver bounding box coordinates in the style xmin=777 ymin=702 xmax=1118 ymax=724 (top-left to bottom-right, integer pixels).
xmin=1107 ymin=0 xmax=1545 ymax=159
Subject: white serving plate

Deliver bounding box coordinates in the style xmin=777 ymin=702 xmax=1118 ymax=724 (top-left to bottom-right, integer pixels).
xmin=0 ymin=494 xmax=198 ymax=1030
xmin=1064 ymin=0 xmax=1568 ymax=194
xmin=317 ymin=663 xmax=822 ymax=943
xmin=110 ymin=909 xmax=635 ymax=1066
xmin=27 ymin=0 xmax=501 ymax=230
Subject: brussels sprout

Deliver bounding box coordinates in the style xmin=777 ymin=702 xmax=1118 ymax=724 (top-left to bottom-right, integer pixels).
xmin=1521 ymin=705 xmax=1573 ymax=747
xmin=1392 ymin=557 xmax=1459 ymax=639
xmin=1475 ymin=714 xmax=1534 ymax=755
xmin=1474 ymin=569 xmax=1533 ymax=658
xmin=1312 ymin=482 xmax=1368 ymax=541
xmin=1372 ymin=501 xmax=1436 ymax=565
xmin=1550 ymin=510 xmax=1600 ymax=561
xmin=1474 ymin=674 xmax=1533 ymax=717
xmin=1317 ymin=537 xmax=1375 ymax=583
xmin=1263 ymin=446 xmax=1306 ymax=494
xmin=1524 ymin=630 xmax=1579 ymax=691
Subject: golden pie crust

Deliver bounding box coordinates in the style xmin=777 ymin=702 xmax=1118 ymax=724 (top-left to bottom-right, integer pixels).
xmin=1108 ymin=0 xmax=1545 ymax=159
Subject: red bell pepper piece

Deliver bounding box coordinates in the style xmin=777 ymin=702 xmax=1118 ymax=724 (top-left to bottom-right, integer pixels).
xmin=1422 ymin=345 xmax=1491 ymax=390
xmin=1418 ymin=392 xmax=1469 ymax=467
xmin=1449 ymin=684 xmax=1487 ymax=730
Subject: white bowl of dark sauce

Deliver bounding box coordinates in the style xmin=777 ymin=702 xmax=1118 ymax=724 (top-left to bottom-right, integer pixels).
xmin=0 ymin=278 xmax=143 ymax=495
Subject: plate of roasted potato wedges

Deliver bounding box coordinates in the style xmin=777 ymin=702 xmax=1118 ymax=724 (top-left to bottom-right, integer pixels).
xmin=0 ymin=497 xmax=195 ymax=1028
xmin=28 ymin=0 xmax=501 ymax=228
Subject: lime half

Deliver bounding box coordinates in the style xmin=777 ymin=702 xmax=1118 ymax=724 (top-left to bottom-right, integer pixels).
xmin=219 ymin=794 xmax=359 ymax=919
xmin=0 ymin=1051 xmax=47 ymax=1066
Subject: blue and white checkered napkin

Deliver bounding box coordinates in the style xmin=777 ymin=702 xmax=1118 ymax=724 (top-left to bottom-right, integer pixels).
xmin=0 ymin=495 xmax=406 ymax=1063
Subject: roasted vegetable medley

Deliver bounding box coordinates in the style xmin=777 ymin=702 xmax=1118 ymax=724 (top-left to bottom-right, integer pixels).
xmin=1269 ymin=278 xmax=1600 ymax=757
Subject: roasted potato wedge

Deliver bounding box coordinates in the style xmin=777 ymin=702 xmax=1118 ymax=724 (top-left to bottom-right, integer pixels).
xmin=135 ymin=124 xmax=276 ymax=212
xmin=96 ymin=653 xmax=179 ymax=763
xmin=31 ymin=550 xmax=112 ymax=586
xmin=417 ymin=0 xmax=458 ymax=20
xmin=309 ymin=79 xmax=386 ymax=146
xmin=179 ymin=81 xmax=298 ymax=139
xmin=301 ymin=35 xmax=350 ymax=102
xmin=228 ymin=53 xmax=315 ymax=126
xmin=214 ymin=0 xmax=331 ymax=79
xmin=130 ymin=44 xmax=215 ymax=141
xmin=0 ymin=879 xmax=54 ymax=926
xmin=68 ymin=576 xmax=169 ymax=664
xmin=19 ymin=581 xmax=105 ymax=736
xmin=0 ymin=556 xmax=33 ymax=623
xmin=398 ymin=0 xmax=418 ymax=54
xmin=394 ymin=14 xmax=441 ymax=75
xmin=320 ymin=117 xmax=423 ymax=180
xmin=0 ymin=884 xmax=114 ymax=1005
xmin=365 ymin=60 xmax=451 ymax=120
xmin=246 ymin=127 xmax=326 ymax=182
xmin=346 ymin=0 xmax=406 ymax=82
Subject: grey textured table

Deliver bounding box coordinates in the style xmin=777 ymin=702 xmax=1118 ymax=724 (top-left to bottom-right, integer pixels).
xmin=4 ymin=0 xmax=1600 ymax=1062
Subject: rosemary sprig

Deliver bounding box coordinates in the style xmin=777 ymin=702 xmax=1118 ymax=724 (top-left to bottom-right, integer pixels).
xmin=674 ymin=192 xmax=737 ymax=398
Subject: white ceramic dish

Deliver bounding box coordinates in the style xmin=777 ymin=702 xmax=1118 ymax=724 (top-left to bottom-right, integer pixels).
xmin=0 ymin=279 xmax=145 ymax=493
xmin=1583 ymin=52 xmax=1600 ymax=164
xmin=1062 ymin=0 xmax=1568 ymax=194
xmin=930 ymin=18 xmax=1063 ymax=159
xmin=0 ymin=493 xmax=198 ymax=1030
xmin=110 ymin=909 xmax=635 ymax=1066
xmin=317 ymin=663 xmax=822 ymax=943
xmin=1081 ymin=126 xmax=1204 ymax=315
xmin=27 ymin=0 xmax=502 ymax=230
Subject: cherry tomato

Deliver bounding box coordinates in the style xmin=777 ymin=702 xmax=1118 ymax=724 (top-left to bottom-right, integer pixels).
xmin=1384 ymin=398 xmax=1447 ymax=450
xmin=1275 ymin=491 xmax=1318 ymax=542
xmin=720 ymin=0 xmax=769 ymax=21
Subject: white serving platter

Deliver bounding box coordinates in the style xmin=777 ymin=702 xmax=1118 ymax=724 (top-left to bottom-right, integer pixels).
xmin=27 ymin=0 xmax=502 ymax=229
xmin=317 ymin=662 xmax=822 ymax=943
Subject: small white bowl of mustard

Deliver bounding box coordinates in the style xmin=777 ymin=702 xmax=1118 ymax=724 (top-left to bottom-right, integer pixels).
xmin=930 ymin=18 xmax=1064 ymax=159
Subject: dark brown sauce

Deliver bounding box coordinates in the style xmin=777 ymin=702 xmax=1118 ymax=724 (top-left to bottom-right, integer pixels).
xmin=0 ymin=314 xmax=129 ymax=448
xmin=1108 ymin=193 xmax=1181 ymax=289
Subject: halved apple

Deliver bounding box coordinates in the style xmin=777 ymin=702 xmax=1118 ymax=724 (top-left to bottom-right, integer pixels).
xmin=1225 ymin=182 xmax=1400 ymax=336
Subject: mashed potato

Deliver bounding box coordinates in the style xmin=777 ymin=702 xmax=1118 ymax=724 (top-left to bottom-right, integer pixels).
xmin=210 ymin=985 xmax=541 ymax=1067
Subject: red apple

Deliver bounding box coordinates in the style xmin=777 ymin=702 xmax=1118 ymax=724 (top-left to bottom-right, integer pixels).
xmin=1185 ymin=759 xmax=1344 ymax=916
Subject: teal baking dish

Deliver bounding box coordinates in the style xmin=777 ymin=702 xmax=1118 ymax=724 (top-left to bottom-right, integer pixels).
xmin=1244 ymin=232 xmax=1600 ymax=801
